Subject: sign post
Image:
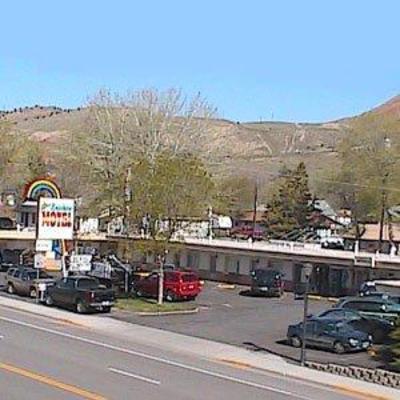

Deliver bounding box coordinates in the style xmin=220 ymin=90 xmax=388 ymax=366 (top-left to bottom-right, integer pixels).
xmin=300 ymin=263 xmax=313 ymax=366
xmin=37 ymin=197 xmax=75 ymax=277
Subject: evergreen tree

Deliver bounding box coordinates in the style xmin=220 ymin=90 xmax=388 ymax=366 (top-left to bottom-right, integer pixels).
xmin=264 ymin=162 xmax=312 ymax=238
xmin=388 ymin=322 xmax=400 ymax=371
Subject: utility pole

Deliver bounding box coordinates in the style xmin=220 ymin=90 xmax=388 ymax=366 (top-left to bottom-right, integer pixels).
xmin=208 ymin=206 xmax=213 ymax=241
xmin=378 ymin=181 xmax=387 ymax=252
xmin=379 ymin=137 xmax=392 ymax=252
xmin=123 ymin=167 xmax=132 ymax=265
xmin=251 ymin=180 xmax=258 ymax=239
xmin=124 ymin=167 xmax=132 ymax=236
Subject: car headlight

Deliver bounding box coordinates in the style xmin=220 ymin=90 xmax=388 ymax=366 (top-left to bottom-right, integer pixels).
xmin=349 ymin=338 xmax=359 ymax=346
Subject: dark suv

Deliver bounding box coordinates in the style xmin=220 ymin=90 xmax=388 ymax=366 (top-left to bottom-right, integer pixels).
xmin=287 ymin=318 xmax=371 ymax=354
xmin=249 ymin=269 xmax=284 ymax=297
xmin=336 ymin=297 xmax=400 ymax=322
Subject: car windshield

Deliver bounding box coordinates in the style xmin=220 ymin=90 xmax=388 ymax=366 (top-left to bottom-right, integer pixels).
xmin=253 ymin=270 xmax=280 ymax=279
xmin=77 ymin=279 xmax=99 ymax=289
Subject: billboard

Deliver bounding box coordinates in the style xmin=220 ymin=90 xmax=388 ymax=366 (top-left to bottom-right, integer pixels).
xmin=37 ymin=198 xmax=75 ymax=240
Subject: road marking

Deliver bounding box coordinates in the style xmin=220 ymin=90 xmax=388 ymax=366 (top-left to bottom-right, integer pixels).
xmin=216 ymin=358 xmax=251 ymax=369
xmin=335 ymin=385 xmax=389 ymax=400
xmin=0 ymin=315 xmax=317 ymax=399
xmin=0 ymin=362 xmax=107 ymax=400
xmin=108 ymin=367 xmax=160 ymax=385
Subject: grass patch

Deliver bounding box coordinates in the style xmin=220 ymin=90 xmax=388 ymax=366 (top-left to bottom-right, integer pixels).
xmin=115 ymin=297 xmax=198 ymax=313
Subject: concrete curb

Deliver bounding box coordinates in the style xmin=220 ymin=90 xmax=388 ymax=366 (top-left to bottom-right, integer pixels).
xmin=133 ymin=307 xmax=199 ymax=316
xmin=308 ymin=294 xmax=338 ymax=303
xmin=217 ymin=283 xmax=236 ymax=290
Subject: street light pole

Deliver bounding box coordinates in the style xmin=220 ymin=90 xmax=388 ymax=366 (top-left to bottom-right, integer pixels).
xmin=300 ymin=263 xmax=313 ymax=366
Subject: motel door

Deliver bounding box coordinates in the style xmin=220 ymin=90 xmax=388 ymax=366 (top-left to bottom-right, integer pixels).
xmin=210 ymin=254 xmax=217 ymax=273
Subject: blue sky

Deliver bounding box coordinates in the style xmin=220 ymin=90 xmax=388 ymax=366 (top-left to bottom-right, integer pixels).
xmin=0 ymin=0 xmax=399 ymax=122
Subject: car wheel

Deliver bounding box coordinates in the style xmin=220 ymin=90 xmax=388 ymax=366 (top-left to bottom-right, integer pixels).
xmin=102 ymin=306 xmax=112 ymax=313
xmin=165 ymin=290 xmax=177 ymax=302
xmin=290 ymin=336 xmax=302 ymax=348
xmin=333 ymin=341 xmax=345 ymax=354
xmin=29 ymin=287 xmax=37 ymax=298
xmin=133 ymin=289 xmax=143 ymax=298
xmin=45 ymin=294 xmax=54 ymax=306
xmin=76 ymin=300 xmax=87 ymax=314
xmin=7 ymin=283 xmax=14 ymax=295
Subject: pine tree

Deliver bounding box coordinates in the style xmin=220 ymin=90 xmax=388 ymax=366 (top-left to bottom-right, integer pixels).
xmin=264 ymin=162 xmax=312 ymax=238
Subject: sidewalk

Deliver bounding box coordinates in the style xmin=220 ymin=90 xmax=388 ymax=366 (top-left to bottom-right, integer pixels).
xmin=0 ymin=296 xmax=398 ymax=400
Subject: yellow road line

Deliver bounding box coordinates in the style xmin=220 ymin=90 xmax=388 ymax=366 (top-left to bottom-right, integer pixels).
xmin=0 ymin=362 xmax=107 ymax=400
xmin=334 ymin=385 xmax=391 ymax=400
xmin=215 ymin=358 xmax=251 ymax=370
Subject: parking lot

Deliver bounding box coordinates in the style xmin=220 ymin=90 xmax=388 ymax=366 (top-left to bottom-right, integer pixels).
xmin=113 ymin=281 xmax=379 ymax=368
xmin=0 ymin=273 xmax=379 ymax=368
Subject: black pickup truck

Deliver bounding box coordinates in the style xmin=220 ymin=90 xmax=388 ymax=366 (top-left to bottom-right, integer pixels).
xmin=45 ymin=276 xmax=115 ymax=313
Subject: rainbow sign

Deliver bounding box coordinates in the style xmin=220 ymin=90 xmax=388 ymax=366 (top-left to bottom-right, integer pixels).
xmin=24 ymin=179 xmax=62 ymax=200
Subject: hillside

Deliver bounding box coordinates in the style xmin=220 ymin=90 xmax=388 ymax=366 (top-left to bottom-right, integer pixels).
xmin=1 ymin=96 xmax=399 ymax=192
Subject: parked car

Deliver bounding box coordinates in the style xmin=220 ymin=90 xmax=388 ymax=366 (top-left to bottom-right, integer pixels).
xmin=132 ymin=270 xmax=202 ymax=301
xmin=5 ymin=267 xmax=17 ymax=279
xmin=0 ymin=217 xmax=14 ymax=230
xmin=0 ymin=262 xmax=16 ymax=272
xmin=359 ymin=292 xmax=400 ymax=304
xmin=336 ymin=297 xmax=400 ymax=322
xmin=320 ymin=237 xmax=344 ymax=250
xmin=6 ymin=267 xmax=55 ymax=297
xmin=359 ymin=281 xmax=377 ymax=296
xmin=313 ymin=308 xmax=394 ymax=343
xmin=287 ymin=318 xmax=372 ymax=354
xmin=360 ymin=280 xmax=400 ymax=296
xmin=46 ymin=276 xmax=115 ymax=313
xmin=230 ymin=226 xmax=264 ymax=241
xmin=249 ymin=269 xmax=284 ymax=297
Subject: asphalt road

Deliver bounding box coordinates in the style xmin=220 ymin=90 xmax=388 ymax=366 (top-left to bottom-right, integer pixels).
xmin=0 ymin=305 xmax=365 ymax=400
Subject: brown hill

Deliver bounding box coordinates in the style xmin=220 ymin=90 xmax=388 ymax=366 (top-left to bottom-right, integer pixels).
xmin=1 ymin=96 xmax=399 ymax=192
xmin=366 ymin=95 xmax=400 ymax=117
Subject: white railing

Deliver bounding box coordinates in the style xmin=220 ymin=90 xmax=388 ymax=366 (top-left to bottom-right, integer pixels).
xmin=182 ymin=237 xmax=400 ymax=265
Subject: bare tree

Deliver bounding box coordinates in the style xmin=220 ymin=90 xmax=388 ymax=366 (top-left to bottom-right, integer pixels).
xmin=68 ymin=88 xmax=222 ymax=215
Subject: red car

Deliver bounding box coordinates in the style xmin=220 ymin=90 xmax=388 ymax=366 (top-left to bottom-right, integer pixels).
xmin=133 ymin=270 xmax=202 ymax=301
xmin=231 ymin=226 xmax=264 ymax=240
